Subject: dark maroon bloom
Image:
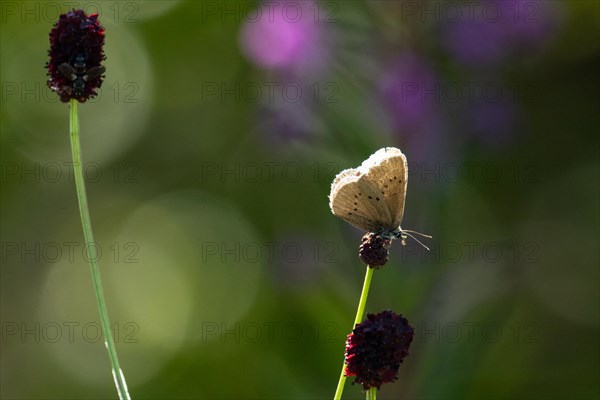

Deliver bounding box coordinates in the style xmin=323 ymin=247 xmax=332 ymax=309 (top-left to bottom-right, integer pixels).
xmin=359 ymin=233 xmax=391 ymax=268
xmin=46 ymin=10 xmax=106 ymax=103
xmin=345 ymin=310 xmax=414 ymax=390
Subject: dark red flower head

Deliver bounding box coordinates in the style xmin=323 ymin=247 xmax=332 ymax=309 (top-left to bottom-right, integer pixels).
xmin=359 ymin=232 xmax=391 ymax=268
xmin=46 ymin=9 xmax=106 ymax=103
xmin=345 ymin=310 xmax=414 ymax=390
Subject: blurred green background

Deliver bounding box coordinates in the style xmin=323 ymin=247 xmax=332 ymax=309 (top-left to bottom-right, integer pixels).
xmin=1 ymin=1 xmax=599 ymax=399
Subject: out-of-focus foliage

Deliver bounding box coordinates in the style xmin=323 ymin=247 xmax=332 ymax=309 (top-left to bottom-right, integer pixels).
xmin=1 ymin=1 xmax=598 ymax=399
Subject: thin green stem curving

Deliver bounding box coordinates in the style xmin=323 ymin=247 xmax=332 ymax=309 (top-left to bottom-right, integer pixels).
xmin=69 ymin=99 xmax=131 ymax=400
xmin=333 ymin=265 xmax=375 ymax=400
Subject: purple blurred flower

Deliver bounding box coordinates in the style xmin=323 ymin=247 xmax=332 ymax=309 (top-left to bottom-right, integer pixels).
xmin=257 ymin=88 xmax=322 ymax=144
xmin=443 ymin=13 xmax=512 ymax=66
xmin=442 ymin=0 xmax=562 ymax=67
xmin=468 ymin=96 xmax=520 ymax=147
xmin=379 ymin=54 xmax=448 ymax=163
xmin=380 ymin=54 xmax=439 ymax=132
xmin=239 ymin=1 xmax=324 ymax=73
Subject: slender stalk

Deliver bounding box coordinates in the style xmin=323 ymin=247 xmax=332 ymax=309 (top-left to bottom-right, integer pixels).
xmin=366 ymin=387 xmax=377 ymax=400
xmin=333 ymin=265 xmax=375 ymax=400
xmin=69 ymin=99 xmax=131 ymax=400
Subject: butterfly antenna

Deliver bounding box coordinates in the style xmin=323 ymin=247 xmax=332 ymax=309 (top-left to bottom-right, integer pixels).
xmin=402 ymin=229 xmax=432 ymax=239
xmin=401 ymin=230 xmax=431 ymax=251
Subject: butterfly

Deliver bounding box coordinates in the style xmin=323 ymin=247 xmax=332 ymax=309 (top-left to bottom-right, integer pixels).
xmin=329 ymin=147 xmax=431 ymax=249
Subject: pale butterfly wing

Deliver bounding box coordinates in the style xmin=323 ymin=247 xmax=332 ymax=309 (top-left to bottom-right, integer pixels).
xmin=329 ymin=168 xmax=393 ymax=232
xmin=359 ymin=147 xmax=408 ymax=229
xmin=331 ymin=168 xmax=357 ymax=189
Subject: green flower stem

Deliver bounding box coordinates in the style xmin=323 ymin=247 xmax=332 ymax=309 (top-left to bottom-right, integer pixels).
xmin=366 ymin=387 xmax=377 ymax=400
xmin=333 ymin=265 xmax=375 ymax=400
xmin=69 ymin=99 xmax=131 ymax=400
